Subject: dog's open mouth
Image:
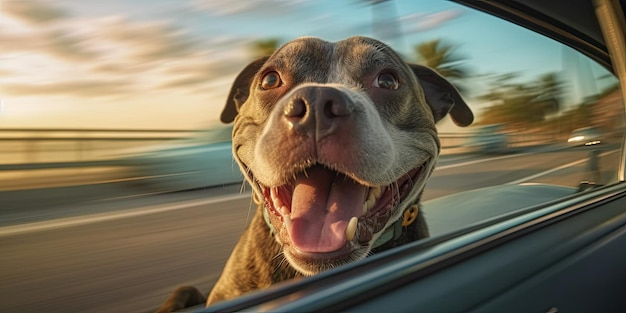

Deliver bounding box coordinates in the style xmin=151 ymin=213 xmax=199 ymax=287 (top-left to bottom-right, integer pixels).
xmin=261 ymin=164 xmax=423 ymax=259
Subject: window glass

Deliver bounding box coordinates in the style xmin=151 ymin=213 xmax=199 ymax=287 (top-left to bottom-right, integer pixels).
xmin=1 ymin=1 xmax=624 ymax=312
xmin=416 ymin=7 xmax=625 ymax=202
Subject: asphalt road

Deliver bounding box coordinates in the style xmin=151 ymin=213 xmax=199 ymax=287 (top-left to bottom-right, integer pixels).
xmin=0 ymin=145 xmax=619 ymax=313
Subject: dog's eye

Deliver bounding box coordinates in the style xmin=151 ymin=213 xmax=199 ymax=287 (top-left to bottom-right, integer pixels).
xmin=260 ymin=71 xmax=282 ymax=90
xmin=374 ymin=72 xmax=399 ymax=90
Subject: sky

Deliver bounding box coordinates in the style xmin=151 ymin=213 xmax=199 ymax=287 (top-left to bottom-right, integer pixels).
xmin=0 ymin=0 xmax=613 ymax=131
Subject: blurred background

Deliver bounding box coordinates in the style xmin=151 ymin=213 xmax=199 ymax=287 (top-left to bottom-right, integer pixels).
xmin=1 ymin=0 xmax=624 ymax=312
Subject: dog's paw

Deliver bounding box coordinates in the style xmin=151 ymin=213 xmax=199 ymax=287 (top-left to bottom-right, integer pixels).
xmin=155 ymin=286 xmax=206 ymax=313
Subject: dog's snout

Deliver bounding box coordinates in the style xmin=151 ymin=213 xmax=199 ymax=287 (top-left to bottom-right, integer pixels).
xmin=283 ymin=86 xmax=353 ymax=138
xmin=284 ymin=98 xmax=307 ymax=119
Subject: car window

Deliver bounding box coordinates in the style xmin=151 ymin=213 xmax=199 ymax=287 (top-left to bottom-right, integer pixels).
xmin=405 ymin=2 xmax=624 ymax=234
xmin=1 ymin=1 xmax=624 ymax=312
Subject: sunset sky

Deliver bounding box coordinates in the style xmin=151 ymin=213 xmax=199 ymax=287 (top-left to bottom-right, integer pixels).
xmin=0 ymin=0 xmax=608 ymax=131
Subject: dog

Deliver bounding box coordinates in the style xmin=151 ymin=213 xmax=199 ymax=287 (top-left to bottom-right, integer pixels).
xmin=156 ymin=36 xmax=472 ymax=312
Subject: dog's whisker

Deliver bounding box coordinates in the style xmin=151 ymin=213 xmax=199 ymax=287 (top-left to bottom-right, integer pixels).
xmin=391 ymin=181 xmax=402 ymax=209
xmin=243 ymin=197 xmax=255 ymax=229
xmin=239 ymin=180 xmax=248 ymax=194
xmin=278 ymin=256 xmax=289 ymax=270
xmin=270 ymin=249 xmax=285 ymax=261
xmin=271 ymin=252 xmax=290 ymax=275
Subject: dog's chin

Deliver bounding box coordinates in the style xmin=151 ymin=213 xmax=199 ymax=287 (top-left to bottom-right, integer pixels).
xmin=258 ymin=163 xmax=426 ymax=276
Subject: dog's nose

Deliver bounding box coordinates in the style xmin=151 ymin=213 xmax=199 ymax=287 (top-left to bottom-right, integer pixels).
xmin=283 ymin=86 xmax=353 ymax=137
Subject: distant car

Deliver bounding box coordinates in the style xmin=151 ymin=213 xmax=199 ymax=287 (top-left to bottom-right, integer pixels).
xmin=122 ymin=125 xmax=243 ymax=191
xmin=567 ymin=126 xmax=603 ymax=146
xmin=468 ymin=124 xmax=508 ymax=154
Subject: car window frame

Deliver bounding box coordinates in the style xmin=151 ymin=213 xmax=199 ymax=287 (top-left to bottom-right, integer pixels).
xmin=596 ymin=0 xmax=626 ymax=180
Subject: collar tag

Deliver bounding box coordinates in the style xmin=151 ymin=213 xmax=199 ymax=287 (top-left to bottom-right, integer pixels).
xmin=402 ymin=205 xmax=419 ymax=227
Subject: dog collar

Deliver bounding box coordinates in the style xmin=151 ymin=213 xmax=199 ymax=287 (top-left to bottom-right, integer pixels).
xmin=262 ymin=202 xmax=419 ymax=249
xmin=372 ymin=204 xmax=419 ymax=248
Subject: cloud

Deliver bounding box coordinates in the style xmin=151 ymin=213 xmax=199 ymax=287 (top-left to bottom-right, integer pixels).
xmin=401 ymin=9 xmax=463 ymax=32
xmin=98 ymin=18 xmax=200 ymax=62
xmin=2 ymin=79 xmax=135 ymax=97
xmin=158 ymin=75 xmax=212 ymax=89
xmin=46 ymin=30 xmax=100 ymax=61
xmin=188 ymin=0 xmax=308 ymax=16
xmin=0 ymin=0 xmax=292 ymax=105
xmin=0 ymin=29 xmax=96 ymax=62
xmin=157 ymin=62 xmax=238 ymax=89
xmin=0 ymin=1 xmax=229 ymax=98
xmin=2 ymin=0 xmax=69 ymax=24
xmin=157 ymin=48 xmax=251 ymax=90
xmin=0 ymin=69 xmax=14 ymax=77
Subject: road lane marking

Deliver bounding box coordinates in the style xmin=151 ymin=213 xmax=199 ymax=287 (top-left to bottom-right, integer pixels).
xmin=506 ymin=150 xmax=618 ymax=185
xmin=4 ymin=150 xmax=616 ymax=237
xmin=0 ymin=193 xmax=251 ymax=237
xmin=437 ymin=155 xmax=475 ymax=163
xmin=436 ymin=152 xmax=532 ymax=170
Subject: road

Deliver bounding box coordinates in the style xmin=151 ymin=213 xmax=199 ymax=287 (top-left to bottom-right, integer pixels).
xmin=0 ymin=145 xmax=619 ymax=313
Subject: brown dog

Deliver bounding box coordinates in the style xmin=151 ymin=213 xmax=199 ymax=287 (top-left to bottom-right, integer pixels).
xmin=156 ymin=36 xmax=472 ymax=312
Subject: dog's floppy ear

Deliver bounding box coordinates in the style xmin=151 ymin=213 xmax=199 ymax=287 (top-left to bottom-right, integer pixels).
xmin=220 ymin=56 xmax=269 ymax=123
xmin=409 ymin=64 xmax=473 ymax=127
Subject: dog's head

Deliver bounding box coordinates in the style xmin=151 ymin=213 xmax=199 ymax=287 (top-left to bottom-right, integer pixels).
xmin=221 ymin=36 xmax=472 ymax=276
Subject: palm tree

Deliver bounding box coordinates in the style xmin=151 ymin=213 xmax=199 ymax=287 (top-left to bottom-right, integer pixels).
xmin=414 ymin=39 xmax=467 ymax=79
xmin=249 ymin=38 xmax=280 ymax=59
xmin=533 ymin=72 xmax=563 ymax=114
xmin=476 ymin=71 xmax=565 ymax=128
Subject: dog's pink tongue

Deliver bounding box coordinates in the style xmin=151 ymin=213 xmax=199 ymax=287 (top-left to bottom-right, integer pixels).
xmin=289 ymin=166 xmax=366 ymax=253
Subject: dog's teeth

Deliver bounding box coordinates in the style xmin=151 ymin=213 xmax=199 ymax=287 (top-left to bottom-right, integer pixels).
xmin=271 ymin=188 xmax=284 ymax=209
xmin=366 ymin=197 xmax=376 ymax=210
xmin=345 ymin=217 xmax=358 ymax=241
xmin=369 ymin=186 xmax=382 ymax=200
xmin=362 ymin=191 xmax=377 ymax=214
xmin=279 ymin=206 xmax=290 ymax=216
xmin=283 ymin=213 xmax=292 ymax=231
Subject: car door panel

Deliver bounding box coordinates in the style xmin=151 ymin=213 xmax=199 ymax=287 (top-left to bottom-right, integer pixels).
xmin=473 ymin=224 xmax=626 ymax=313
xmin=340 ymin=190 xmax=626 ymax=313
